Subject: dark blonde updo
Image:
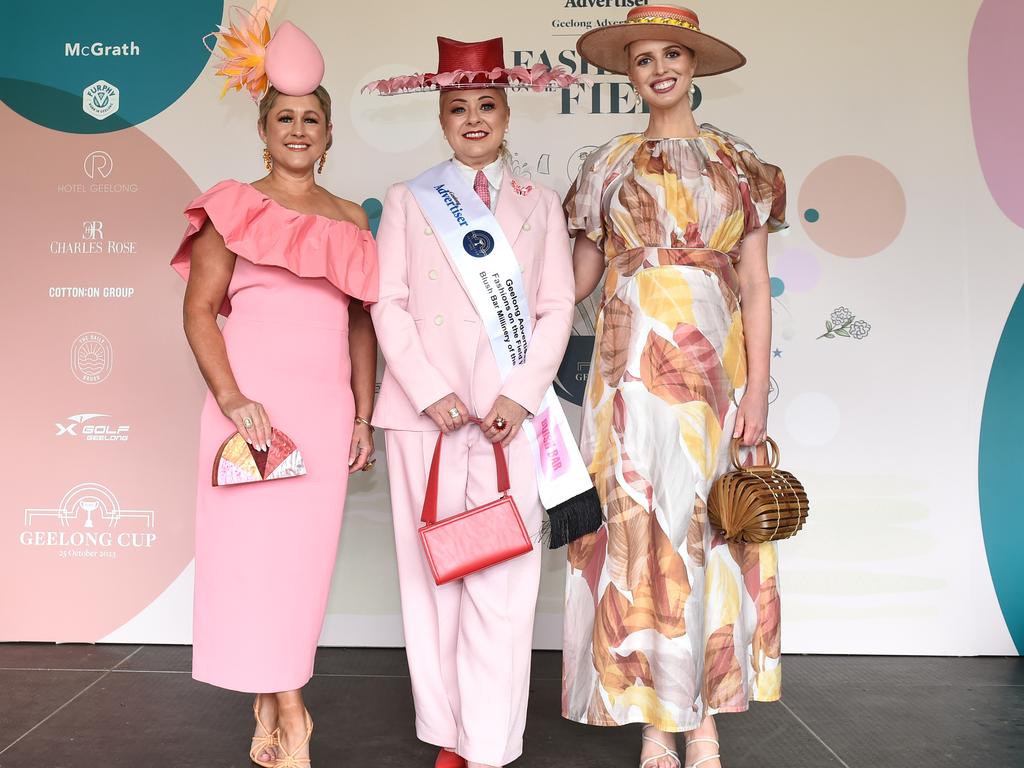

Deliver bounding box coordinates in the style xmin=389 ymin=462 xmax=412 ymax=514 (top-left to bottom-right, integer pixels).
xmin=258 ymin=85 xmax=333 ymax=150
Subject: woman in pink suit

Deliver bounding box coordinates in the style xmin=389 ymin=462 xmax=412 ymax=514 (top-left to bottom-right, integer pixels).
xmin=171 ymin=15 xmax=377 ymax=768
xmin=364 ymin=37 xmax=590 ymax=768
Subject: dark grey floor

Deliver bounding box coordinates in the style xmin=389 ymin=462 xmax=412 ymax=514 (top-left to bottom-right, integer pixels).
xmin=0 ymin=645 xmax=1020 ymax=767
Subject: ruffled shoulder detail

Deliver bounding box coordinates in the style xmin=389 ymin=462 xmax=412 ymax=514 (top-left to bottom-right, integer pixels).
xmin=700 ymin=124 xmax=787 ymax=234
xmin=564 ymin=134 xmax=645 ymax=246
xmin=170 ymin=180 xmax=378 ymax=316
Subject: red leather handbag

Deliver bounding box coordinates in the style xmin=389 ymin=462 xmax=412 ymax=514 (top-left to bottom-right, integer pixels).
xmin=419 ymin=430 xmax=534 ymax=585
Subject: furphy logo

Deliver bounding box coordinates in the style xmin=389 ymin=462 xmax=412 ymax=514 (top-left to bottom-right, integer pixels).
xmin=21 ymin=482 xmax=157 ymax=559
xmin=83 ymin=80 xmax=119 ymax=120
xmin=83 ymin=151 xmax=113 ymax=179
xmin=50 ymin=220 xmax=138 ymax=254
xmin=56 ymin=413 xmax=131 ymax=442
xmin=71 ymin=332 xmax=113 ymax=384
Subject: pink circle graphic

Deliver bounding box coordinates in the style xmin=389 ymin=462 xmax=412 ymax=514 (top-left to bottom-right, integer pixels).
xmin=969 ymin=0 xmax=1024 ymax=230
xmin=771 ymin=247 xmax=821 ymax=293
xmin=0 ymin=102 xmax=204 ymax=641
xmin=798 ymin=156 xmax=906 ymax=258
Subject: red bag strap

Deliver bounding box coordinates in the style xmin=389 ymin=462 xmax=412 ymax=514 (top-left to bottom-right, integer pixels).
xmin=421 ymin=418 xmax=511 ymax=526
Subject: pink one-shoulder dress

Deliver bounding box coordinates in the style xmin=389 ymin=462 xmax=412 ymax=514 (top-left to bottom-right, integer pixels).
xmin=171 ymin=180 xmax=378 ymax=692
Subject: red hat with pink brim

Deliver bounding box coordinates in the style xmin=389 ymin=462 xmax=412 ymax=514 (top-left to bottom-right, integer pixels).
xmin=363 ymin=36 xmax=584 ymax=95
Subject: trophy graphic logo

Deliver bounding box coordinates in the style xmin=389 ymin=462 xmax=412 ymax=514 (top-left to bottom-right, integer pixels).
xmin=25 ymin=482 xmax=154 ymax=530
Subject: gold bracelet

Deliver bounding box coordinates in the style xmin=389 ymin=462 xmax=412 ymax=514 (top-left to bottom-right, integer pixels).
xmin=354 ymin=416 xmax=374 ymax=431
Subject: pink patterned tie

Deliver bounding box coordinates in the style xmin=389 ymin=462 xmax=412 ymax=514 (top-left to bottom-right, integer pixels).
xmin=473 ymin=170 xmax=491 ymax=210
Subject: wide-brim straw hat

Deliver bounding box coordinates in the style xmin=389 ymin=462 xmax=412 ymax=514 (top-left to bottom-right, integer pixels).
xmin=364 ymin=36 xmax=583 ymax=95
xmin=576 ymin=4 xmax=745 ymax=77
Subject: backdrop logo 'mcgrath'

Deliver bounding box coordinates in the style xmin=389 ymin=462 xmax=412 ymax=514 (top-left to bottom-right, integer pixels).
xmin=65 ymin=41 xmax=141 ymax=58
xmin=22 ymin=482 xmax=157 ymax=558
xmin=71 ymin=332 xmax=113 ymax=384
xmin=83 ymin=80 xmax=119 ymax=120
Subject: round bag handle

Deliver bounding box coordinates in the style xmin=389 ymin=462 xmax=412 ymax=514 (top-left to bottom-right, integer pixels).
xmin=730 ymin=435 xmax=780 ymax=470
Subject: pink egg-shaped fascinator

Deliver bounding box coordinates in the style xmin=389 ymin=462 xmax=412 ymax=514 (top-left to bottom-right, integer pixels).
xmin=264 ymin=22 xmax=325 ymax=95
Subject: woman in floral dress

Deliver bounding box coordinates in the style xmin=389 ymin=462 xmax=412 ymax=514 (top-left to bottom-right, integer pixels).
xmin=562 ymin=6 xmax=787 ymax=768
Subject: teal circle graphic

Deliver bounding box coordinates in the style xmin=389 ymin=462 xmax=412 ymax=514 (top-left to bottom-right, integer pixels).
xmin=0 ymin=1 xmax=222 ymax=133
xmin=361 ymin=197 xmax=383 ymax=237
xmin=804 ymin=208 xmax=820 ymax=223
xmin=979 ymin=285 xmax=1024 ymax=653
xmin=770 ymin=277 xmax=785 ymax=297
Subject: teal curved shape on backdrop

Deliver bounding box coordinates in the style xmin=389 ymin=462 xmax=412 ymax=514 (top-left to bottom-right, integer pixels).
xmin=979 ymin=285 xmax=1024 ymax=653
xmin=2 ymin=1 xmax=221 ymax=133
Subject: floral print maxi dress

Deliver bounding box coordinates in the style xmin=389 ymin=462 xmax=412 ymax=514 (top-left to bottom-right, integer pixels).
xmin=561 ymin=125 xmax=787 ymax=731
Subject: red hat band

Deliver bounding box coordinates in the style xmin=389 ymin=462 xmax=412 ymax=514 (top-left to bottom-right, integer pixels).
xmin=627 ymin=5 xmax=701 ymax=28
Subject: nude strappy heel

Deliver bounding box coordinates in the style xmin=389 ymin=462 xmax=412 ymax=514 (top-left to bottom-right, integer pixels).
xmin=641 ymin=725 xmax=681 ymax=768
xmin=275 ymin=709 xmax=314 ymax=768
xmin=250 ymin=694 xmax=279 ymax=768
xmin=684 ymin=738 xmax=721 ymax=768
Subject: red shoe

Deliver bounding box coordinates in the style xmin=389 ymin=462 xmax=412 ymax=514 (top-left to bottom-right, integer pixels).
xmin=435 ymin=747 xmax=467 ymax=768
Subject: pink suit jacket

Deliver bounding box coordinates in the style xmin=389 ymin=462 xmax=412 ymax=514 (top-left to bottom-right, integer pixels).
xmin=371 ymin=170 xmax=575 ymax=431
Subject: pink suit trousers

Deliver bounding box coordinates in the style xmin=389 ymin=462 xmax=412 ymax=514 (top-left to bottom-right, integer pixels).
xmin=386 ymin=427 xmax=542 ymax=766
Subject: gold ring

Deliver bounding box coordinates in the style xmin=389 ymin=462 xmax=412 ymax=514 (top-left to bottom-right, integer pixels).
xmin=448 ymin=407 xmax=460 ymax=419
xmin=362 ymin=459 xmax=376 ymax=471
xmin=243 ymin=417 xmax=254 ymax=429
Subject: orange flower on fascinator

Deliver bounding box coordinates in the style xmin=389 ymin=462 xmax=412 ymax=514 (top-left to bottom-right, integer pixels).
xmin=203 ymin=0 xmax=277 ymax=101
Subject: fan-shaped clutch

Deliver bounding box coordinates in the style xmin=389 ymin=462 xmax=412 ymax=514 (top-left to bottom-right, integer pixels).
xmin=213 ymin=428 xmax=307 ymax=486
xmin=707 ymin=437 xmax=807 ymax=543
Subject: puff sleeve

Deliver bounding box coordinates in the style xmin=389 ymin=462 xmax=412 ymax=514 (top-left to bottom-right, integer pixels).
xmin=564 ymin=143 xmax=614 ymax=247
xmin=702 ymin=125 xmax=787 ymax=236
xmin=170 ymin=180 xmax=378 ymax=315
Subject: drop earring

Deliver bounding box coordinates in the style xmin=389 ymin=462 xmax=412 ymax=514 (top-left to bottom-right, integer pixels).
xmin=318 ymin=151 xmax=327 ymax=174
xmin=263 ymin=147 xmax=272 ymax=171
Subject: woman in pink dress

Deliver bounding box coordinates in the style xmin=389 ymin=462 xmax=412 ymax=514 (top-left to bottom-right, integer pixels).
xmin=171 ymin=15 xmax=378 ymax=767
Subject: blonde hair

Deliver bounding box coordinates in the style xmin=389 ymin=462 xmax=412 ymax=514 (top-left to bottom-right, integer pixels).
xmin=258 ymin=85 xmax=333 ymax=150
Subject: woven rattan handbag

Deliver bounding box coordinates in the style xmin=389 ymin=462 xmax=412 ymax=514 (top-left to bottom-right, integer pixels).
xmin=707 ymin=437 xmax=808 ymax=543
